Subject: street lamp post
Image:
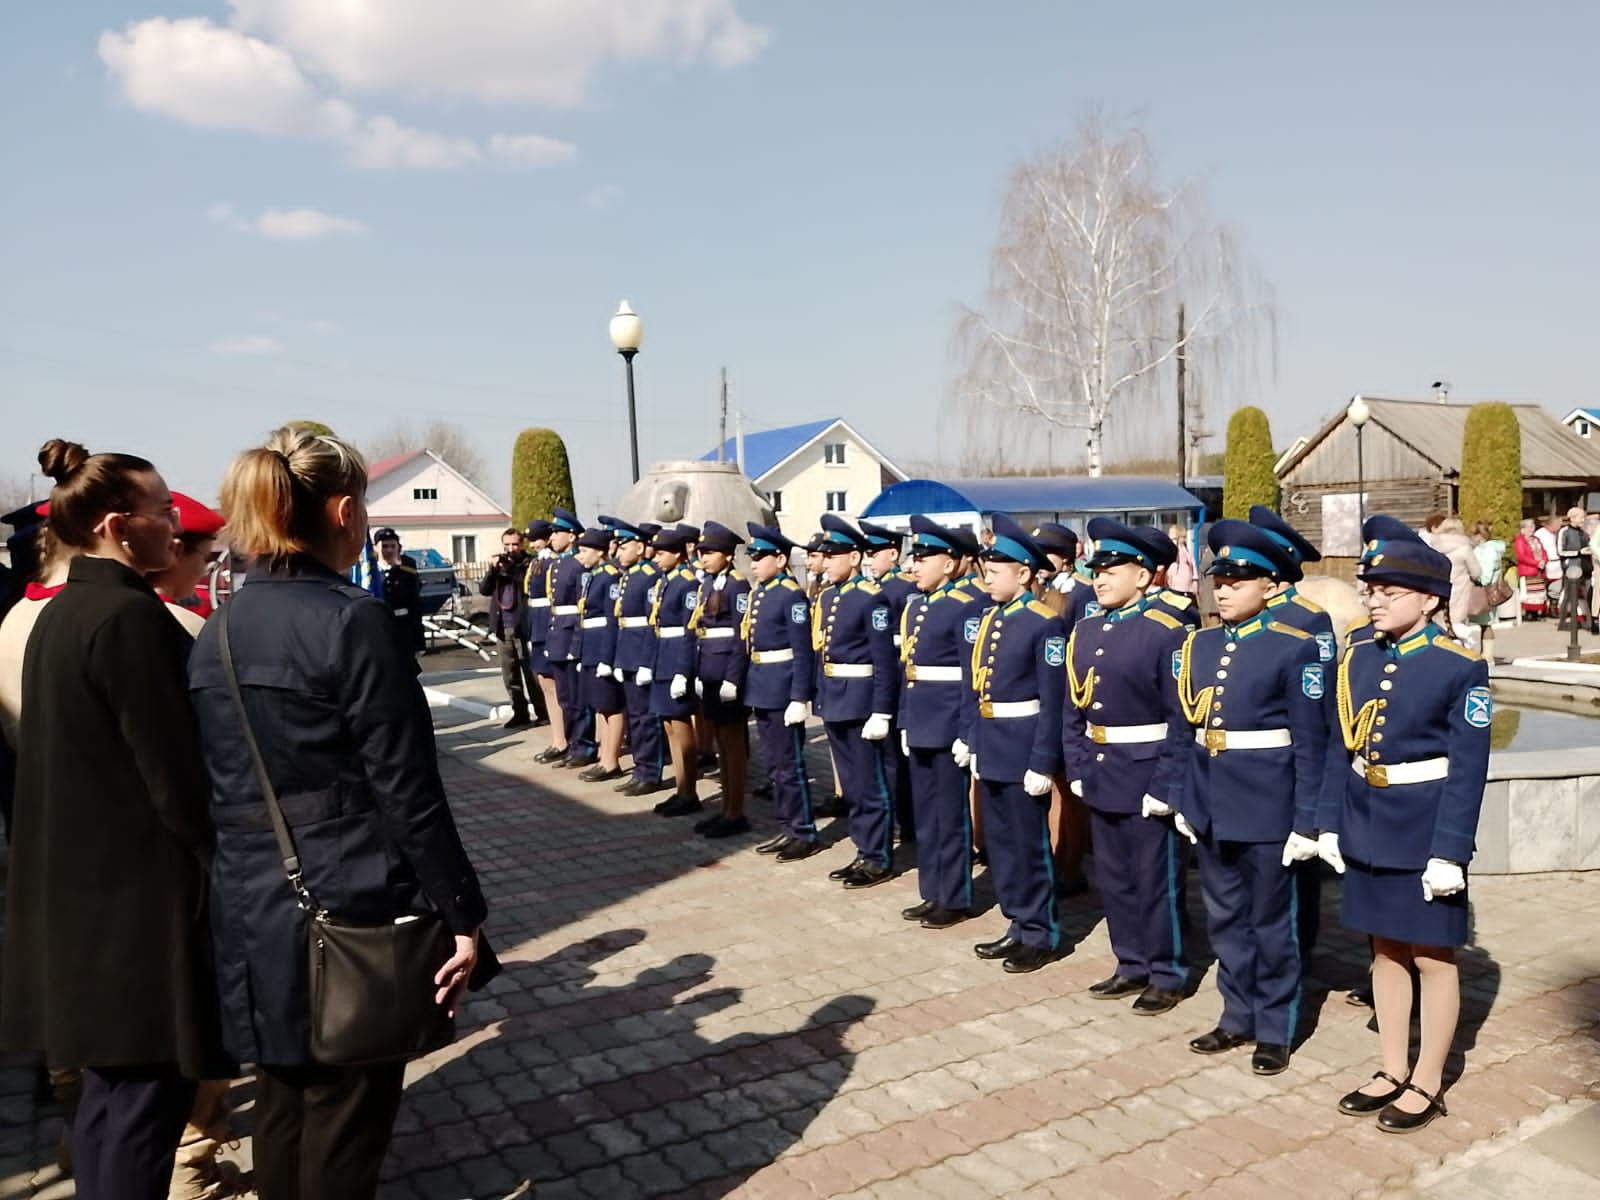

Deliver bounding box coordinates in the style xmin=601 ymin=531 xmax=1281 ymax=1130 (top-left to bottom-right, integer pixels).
xmin=609 ymin=301 xmax=643 ymax=484
xmin=1347 ymin=394 xmax=1372 ymax=532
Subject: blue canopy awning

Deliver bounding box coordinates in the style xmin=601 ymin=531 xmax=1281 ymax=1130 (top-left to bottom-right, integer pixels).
xmin=861 ymin=476 xmax=1205 ymax=523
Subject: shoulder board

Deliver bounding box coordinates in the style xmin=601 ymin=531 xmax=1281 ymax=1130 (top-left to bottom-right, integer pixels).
xmin=1143 ymin=609 xmax=1181 ymax=630
xmin=603 ymin=563 xmax=620 ymax=575
xmin=858 ymin=580 xmax=882 ymax=595
xmin=1432 ymin=638 xmax=1480 ymax=661
xmin=950 ymin=589 xmax=973 ymax=603
xmin=1292 ymin=594 xmax=1326 ymax=613
xmin=1026 ymin=600 xmax=1054 ymax=618
xmin=780 ymin=577 xmax=801 ymax=591
xmin=1267 ymin=621 xmax=1312 ymax=640
xmin=1159 ymin=589 xmax=1194 ymax=609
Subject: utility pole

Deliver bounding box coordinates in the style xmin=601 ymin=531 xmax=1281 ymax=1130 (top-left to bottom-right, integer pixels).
xmin=1176 ymin=303 xmax=1187 ymax=489
xmin=717 ymin=366 xmax=729 ymax=461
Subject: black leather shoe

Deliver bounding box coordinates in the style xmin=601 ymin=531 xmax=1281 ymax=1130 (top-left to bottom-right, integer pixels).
xmin=1189 ymin=1027 xmax=1252 ymax=1055
xmin=1088 ymin=974 xmax=1149 ymax=999
xmin=615 ymin=777 xmax=640 ymax=793
xmin=693 ymin=812 xmax=722 ymax=832
xmin=901 ymin=900 xmax=937 ymax=921
xmin=529 ymin=716 xmax=551 ymax=728
xmin=654 ymin=793 xmax=702 ymax=817
xmin=1346 ymin=983 xmax=1375 ymax=1008
xmin=703 ymin=815 xmax=751 ymax=839
xmin=1131 ymin=986 xmax=1184 ymax=1015
xmin=842 ymin=862 xmax=895 ymax=889
xmin=1002 ymin=944 xmax=1060 ymax=973
xmin=578 ymin=764 xmax=624 ymax=783
xmin=559 ymin=753 xmax=598 ymax=770
xmin=776 ymin=839 xmax=823 ymax=862
xmin=974 ymin=936 xmax=1021 ymax=960
xmin=502 ymin=715 xmax=533 ymax=731
xmin=1377 ymin=1083 xmax=1447 ymax=1133
xmin=756 ymin=834 xmax=791 ymax=855
xmin=1339 ymin=1071 xmax=1410 ymax=1115
xmin=828 ymin=857 xmax=867 ymax=881
xmin=1252 ymin=1043 xmax=1291 ymax=1076
xmin=533 ymin=746 xmax=567 ymax=764
xmin=629 ymin=779 xmax=670 ymax=796
xmin=921 ymin=907 xmax=972 ymax=929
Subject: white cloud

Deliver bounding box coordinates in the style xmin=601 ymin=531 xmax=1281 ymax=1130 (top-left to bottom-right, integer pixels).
xmin=585 ymin=183 xmax=625 ymax=209
xmin=209 ymin=335 xmax=283 ymax=355
xmin=486 ymin=133 xmax=579 ymax=167
xmin=207 ymin=202 xmax=368 ymax=239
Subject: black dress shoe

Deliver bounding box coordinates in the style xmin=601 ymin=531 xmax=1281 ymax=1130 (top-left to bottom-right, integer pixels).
xmin=1131 ymin=986 xmax=1184 ymax=1015
xmin=921 ymin=906 xmax=973 ymax=929
xmin=703 ymin=815 xmax=751 ymax=839
xmin=1088 ymin=974 xmax=1149 ymax=999
xmin=502 ymin=715 xmax=533 ymax=731
xmin=901 ymin=900 xmax=937 ymax=921
xmin=1346 ymin=983 xmax=1375 ymax=1008
xmin=1002 ymin=944 xmax=1060 ymax=973
xmin=629 ymin=779 xmax=670 ymax=796
xmin=559 ymin=753 xmax=598 ymax=770
xmin=578 ymin=764 xmax=624 ymax=783
xmin=533 ymin=746 xmax=567 ymax=764
xmin=756 ymin=834 xmax=792 ymax=854
xmin=776 ymin=839 xmax=823 ymax=862
xmin=1339 ymin=1071 xmax=1410 ymax=1116
xmin=1377 ymin=1083 xmax=1447 ymax=1133
xmin=654 ymin=793 xmax=703 ymax=817
xmin=1189 ymin=1027 xmax=1252 ymax=1055
xmin=974 ymin=936 xmax=1021 ymax=960
xmin=529 ymin=716 xmax=551 ymax=728
xmin=842 ymin=862 xmax=895 ymax=889
xmin=693 ymin=812 xmax=722 ymax=832
xmin=1252 ymin=1043 xmax=1291 ymax=1076
xmin=828 ymin=857 xmax=867 ymax=881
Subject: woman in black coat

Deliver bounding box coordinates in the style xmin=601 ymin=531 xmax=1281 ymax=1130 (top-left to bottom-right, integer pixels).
xmin=188 ymin=427 xmax=487 ymax=1200
xmin=1 ymin=438 xmax=228 ymax=1200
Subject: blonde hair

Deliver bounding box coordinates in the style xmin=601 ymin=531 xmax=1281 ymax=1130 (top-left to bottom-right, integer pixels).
xmin=220 ymin=427 xmax=367 ymax=567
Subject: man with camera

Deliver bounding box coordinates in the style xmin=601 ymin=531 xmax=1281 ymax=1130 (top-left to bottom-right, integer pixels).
xmin=480 ymin=527 xmax=548 ymax=731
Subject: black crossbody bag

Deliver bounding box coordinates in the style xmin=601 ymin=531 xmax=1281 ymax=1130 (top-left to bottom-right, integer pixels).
xmin=218 ymin=611 xmax=456 ymax=1065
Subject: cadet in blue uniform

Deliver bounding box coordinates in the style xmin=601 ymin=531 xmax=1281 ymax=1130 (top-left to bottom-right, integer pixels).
xmin=537 ymin=510 xmax=597 ymax=767
xmin=1031 ymin=521 xmax=1092 ymax=898
xmin=1169 ymin=520 xmax=1328 ymax=1076
xmin=690 ymin=522 xmax=753 ymax=838
xmin=522 ymin=520 xmax=559 ymax=734
xmin=814 ymin=515 xmax=899 ymax=888
xmin=612 ymin=520 xmax=667 ymax=796
xmin=862 ymin=520 xmax=917 ymax=845
xmin=1321 ymin=521 xmax=1489 ymax=1133
xmin=574 ymin=526 xmax=627 ymax=782
xmin=742 ymin=523 xmax=820 ymax=861
xmin=648 ymin=527 xmax=705 ymax=817
xmin=897 ymin=516 xmax=983 ymax=928
xmin=1064 ymin=519 xmax=1192 ymax=1012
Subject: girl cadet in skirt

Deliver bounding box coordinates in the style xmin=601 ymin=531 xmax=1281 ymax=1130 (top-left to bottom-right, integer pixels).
xmin=1319 ymin=517 xmax=1490 ymax=1133
xmin=690 ymin=521 xmax=753 ymax=838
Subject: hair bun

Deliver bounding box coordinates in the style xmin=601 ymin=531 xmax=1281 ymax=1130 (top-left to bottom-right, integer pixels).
xmin=38 ymin=438 xmax=90 ymax=484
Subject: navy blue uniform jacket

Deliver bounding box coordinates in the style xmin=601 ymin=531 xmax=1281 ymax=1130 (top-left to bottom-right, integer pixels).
xmin=189 ymin=558 xmax=486 ymax=1065
xmin=691 ymin=569 xmax=752 ymax=691
xmin=960 ymin=594 xmax=1066 ymax=780
xmin=900 ymin=580 xmax=982 ymax=749
xmin=545 ymin=553 xmax=584 ymax=662
xmin=578 ymin=561 xmax=622 ymax=668
xmin=523 ymin=553 xmax=552 ymax=644
xmin=613 ymin=561 xmax=661 ymax=674
xmin=742 ymin=573 xmax=815 ymax=711
xmin=814 ymin=576 xmax=897 ymax=722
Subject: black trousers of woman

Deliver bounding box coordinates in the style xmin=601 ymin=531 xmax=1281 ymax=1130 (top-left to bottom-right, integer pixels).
xmin=73 ymin=1063 xmax=195 ymax=1200
xmin=252 ymin=1061 xmax=406 ymax=1200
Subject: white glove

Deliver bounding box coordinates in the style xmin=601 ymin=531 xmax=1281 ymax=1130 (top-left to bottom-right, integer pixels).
xmin=596 ymin=664 xmax=612 ymax=679
xmin=1281 ymin=832 xmax=1320 ymax=867
xmin=1141 ymin=794 xmax=1173 ymax=819
xmin=1317 ymin=831 xmax=1346 ymax=875
xmin=1173 ymin=811 xmax=1198 ymax=845
xmin=952 ymin=738 xmax=971 ymax=768
xmin=637 ymin=666 xmax=653 ymax=686
xmin=1069 ymin=780 xmax=1084 ymax=798
xmin=783 ymin=700 xmax=809 ymax=726
xmin=970 ymin=755 xmax=980 ymax=780
xmin=694 ymin=678 xmax=704 ymax=697
xmin=1023 ymin=770 xmax=1052 ymax=797
xmin=862 ymin=713 xmax=891 ymax=741
xmin=899 ymin=730 xmax=910 ymax=757
xmin=670 ymin=674 xmax=688 ymax=700
xmin=575 ymin=662 xmax=584 ymax=673
xmin=719 ymin=681 xmax=738 ymax=702
xmin=1421 ymin=858 xmax=1465 ymax=902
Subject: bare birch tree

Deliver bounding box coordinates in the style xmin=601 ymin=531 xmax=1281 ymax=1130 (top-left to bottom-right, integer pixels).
xmin=952 ymin=114 xmax=1274 ymax=476
xmin=366 ymin=420 xmax=488 ymax=485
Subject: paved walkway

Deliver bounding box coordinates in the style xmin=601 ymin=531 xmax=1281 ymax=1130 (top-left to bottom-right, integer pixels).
xmin=3 ymin=696 xmax=1598 ymax=1198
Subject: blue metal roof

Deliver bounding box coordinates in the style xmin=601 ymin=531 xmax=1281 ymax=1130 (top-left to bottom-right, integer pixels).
xmin=701 ymin=418 xmax=838 ymax=480
xmin=861 ymin=476 xmax=1205 ymax=519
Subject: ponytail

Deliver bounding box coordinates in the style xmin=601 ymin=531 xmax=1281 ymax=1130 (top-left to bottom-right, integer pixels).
xmin=220 ymin=427 xmax=366 ymax=568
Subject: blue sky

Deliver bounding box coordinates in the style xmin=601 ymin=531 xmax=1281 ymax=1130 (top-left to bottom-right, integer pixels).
xmin=3 ymin=2 xmax=1597 ymax=513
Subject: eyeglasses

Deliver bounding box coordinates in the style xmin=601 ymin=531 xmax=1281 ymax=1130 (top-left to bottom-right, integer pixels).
xmin=122 ymin=505 xmax=181 ymax=526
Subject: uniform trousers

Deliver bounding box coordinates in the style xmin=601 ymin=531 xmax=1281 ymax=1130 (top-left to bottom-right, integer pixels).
xmin=72 ymin=1063 xmax=195 ymax=1200
xmin=547 ymin=660 xmax=595 ymax=755
xmin=1294 ymin=862 xmax=1322 ymax=955
xmin=753 ymin=709 xmax=815 ymax=841
xmin=889 ymin=722 xmax=915 ymax=840
xmin=978 ymin=779 xmax=1057 ymax=948
xmin=1090 ymin=808 xmax=1189 ymax=991
xmin=498 ymin=634 xmax=548 ymax=722
xmin=824 ymin=720 xmax=894 ymax=868
xmin=253 ymin=1060 xmax=406 ymax=1200
xmin=624 ymin=678 xmax=663 ymax=783
xmin=1196 ymin=835 xmax=1301 ymax=1044
xmin=908 ymin=746 xmax=974 ymax=911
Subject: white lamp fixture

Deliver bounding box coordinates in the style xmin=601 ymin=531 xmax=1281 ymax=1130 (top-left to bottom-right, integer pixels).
xmin=1347 ymin=394 xmax=1371 ymax=428
xmin=609 ymin=301 xmax=643 ymax=353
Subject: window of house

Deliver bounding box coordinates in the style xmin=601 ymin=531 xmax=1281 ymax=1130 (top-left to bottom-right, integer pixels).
xmin=823 ymin=442 xmax=847 ymax=465
xmin=826 ymin=490 xmax=848 ymax=512
xmin=413 ymin=487 xmax=438 ymax=501
xmin=451 ymin=534 xmax=477 ymax=563
xmin=768 ymin=490 xmax=784 ymax=514
xmin=1580 ymin=419 xmax=1592 ymax=439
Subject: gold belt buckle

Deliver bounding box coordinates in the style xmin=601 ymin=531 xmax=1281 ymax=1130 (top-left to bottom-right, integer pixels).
xmin=1089 ymin=724 xmax=1107 ymax=744
xmin=979 ymin=701 xmax=993 ymax=719
xmin=906 ymin=665 xmax=918 ymax=681
xmin=1366 ymin=763 xmax=1388 ymax=788
xmin=1204 ymin=729 xmax=1227 ymax=752
xmin=823 ymin=663 xmax=835 ymax=677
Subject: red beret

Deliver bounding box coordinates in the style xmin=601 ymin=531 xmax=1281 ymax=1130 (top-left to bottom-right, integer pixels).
xmin=173 ymin=492 xmax=225 ymax=537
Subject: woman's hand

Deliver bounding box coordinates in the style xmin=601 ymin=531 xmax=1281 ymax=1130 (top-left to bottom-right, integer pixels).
xmin=434 ymin=931 xmax=480 ymax=1015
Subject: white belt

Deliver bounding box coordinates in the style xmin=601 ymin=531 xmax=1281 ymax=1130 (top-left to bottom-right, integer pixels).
xmin=657 ymin=627 xmax=686 ymax=639
xmin=907 ymin=664 xmax=962 ymax=682
xmin=528 ymin=598 xmax=551 ymax=608
xmin=1195 ymin=728 xmax=1292 ymax=751
xmin=553 ymin=604 xmax=579 ymax=615
xmin=698 ymin=628 xmax=736 ymax=640
xmin=581 ymin=616 xmax=608 ymax=629
xmin=1088 ymin=722 xmax=1167 ymax=744
xmin=619 ymin=616 xmax=650 ymax=628
xmin=983 ymin=699 xmax=1042 ymax=719
xmin=824 ymin=663 xmax=873 ymax=678
xmin=752 ymin=648 xmax=795 ymax=664
xmin=393 ymin=608 xmax=409 ymax=616
xmin=1351 ymin=757 xmax=1449 ymax=788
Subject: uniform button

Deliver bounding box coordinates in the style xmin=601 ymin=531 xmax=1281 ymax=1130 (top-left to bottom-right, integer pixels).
xmin=1219 ymin=656 xmax=1232 ymax=666
xmin=1102 ymin=623 xmax=1113 ymax=632
xmin=1379 ymin=680 xmax=1392 ymax=691
xmin=906 ymin=681 xmax=915 ymax=689
xmin=1095 ymin=648 xmax=1105 ymax=656
xmin=1095 ymin=753 xmax=1105 ymax=762
xmin=1091 ymin=702 xmax=1103 ymax=710
xmin=1375 ymin=716 xmax=1387 ymax=725
xmin=1214 ymin=686 xmax=1225 ymax=695
xmin=1384 ymin=663 xmax=1397 ymax=675
xmin=1372 ymin=733 xmax=1383 ymax=742
xmin=1225 ymin=642 xmax=1237 ymax=652
xmin=1216 ymin=670 xmax=1228 ymax=679
xmin=1211 ymin=717 xmax=1223 ymax=727
xmin=1369 ymin=752 xmax=1381 ymax=762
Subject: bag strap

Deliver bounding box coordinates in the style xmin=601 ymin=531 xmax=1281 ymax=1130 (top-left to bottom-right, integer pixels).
xmin=217 ymin=609 xmax=320 ymax=914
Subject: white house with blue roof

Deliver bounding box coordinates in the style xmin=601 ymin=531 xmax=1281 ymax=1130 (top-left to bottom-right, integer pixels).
xmin=1560 ymin=407 xmax=1600 ymax=439
xmin=701 ymin=417 xmax=907 ymax=541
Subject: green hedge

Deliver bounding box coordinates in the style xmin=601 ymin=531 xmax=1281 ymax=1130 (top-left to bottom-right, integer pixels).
xmin=1222 ymin=406 xmax=1276 ymax=519
xmin=511 ymin=428 xmax=576 ymax=528
xmin=1458 ymin=402 xmax=1522 ymax=541
xmin=283 ymin=420 xmax=335 ymax=437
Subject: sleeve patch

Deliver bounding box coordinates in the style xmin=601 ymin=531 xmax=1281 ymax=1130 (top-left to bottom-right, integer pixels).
xmin=871 ymin=606 xmax=889 ymax=632
xmin=608 ymin=584 xmax=620 ymax=601
xmin=964 ymin=616 xmax=981 ymax=644
xmin=735 ymin=593 xmax=749 ymax=614
xmin=790 ymin=603 xmax=807 ymax=625
xmin=1464 ymin=686 xmax=1492 ymax=727
xmin=1315 ymin=631 xmax=1335 ymax=662
xmin=1172 ymin=649 xmax=1183 ymax=679
xmin=1043 ymin=636 xmax=1066 ymax=667
xmin=684 ymin=590 xmax=698 ymax=610
xmin=1301 ymin=664 xmax=1325 ymax=700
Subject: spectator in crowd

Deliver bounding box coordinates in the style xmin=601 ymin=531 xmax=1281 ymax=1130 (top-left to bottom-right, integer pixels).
xmin=1468 ymin=520 xmax=1507 ymax=656
xmin=1 ymin=438 xmax=229 ymax=1198
xmin=1556 ymin=506 xmax=1594 ymax=632
xmin=188 ymin=427 xmax=487 ymax=1200
xmin=1513 ymin=518 xmax=1548 ymax=618
xmin=1420 ymin=516 xmax=1479 ymax=649
xmin=149 ymin=493 xmax=227 ymax=637
xmin=374 ymin=527 xmax=425 ymax=657
xmin=479 ymin=526 xmax=546 ymax=730
xmin=1535 ymin=514 xmax=1562 ymax=611
xmin=1165 ymin=524 xmax=1198 ymax=595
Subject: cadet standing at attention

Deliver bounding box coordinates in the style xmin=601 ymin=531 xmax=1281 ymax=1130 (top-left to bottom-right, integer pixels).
xmin=814 ymin=514 xmax=899 ymax=889
xmin=573 ymin=524 xmax=627 ymax=782
xmin=742 ymin=522 xmax=821 ymax=861
xmin=897 ymin=516 xmax=983 ymax=929
xmin=1169 ymin=519 xmax=1328 ymax=1076
xmin=1030 ymin=521 xmax=1092 ymax=898
xmin=521 ymin=520 xmax=558 ymax=736
xmin=539 ymin=509 xmax=596 ymax=768
xmin=861 ymin=520 xmax=918 ymax=844
xmin=1064 ymin=519 xmax=1192 ymax=1013
xmin=957 ymin=515 xmax=1067 ymax=972
xmin=613 ymin=520 xmax=667 ymax=797
xmin=648 ymin=526 xmax=705 ymax=818
xmin=689 ymin=521 xmax=753 ymax=839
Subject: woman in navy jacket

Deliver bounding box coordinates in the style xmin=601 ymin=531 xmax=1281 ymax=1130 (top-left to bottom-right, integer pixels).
xmin=189 ymin=427 xmax=487 ymax=1199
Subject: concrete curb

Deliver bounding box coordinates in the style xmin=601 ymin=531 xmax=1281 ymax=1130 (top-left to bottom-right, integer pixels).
xmin=421 ymin=687 xmax=508 ymax=722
